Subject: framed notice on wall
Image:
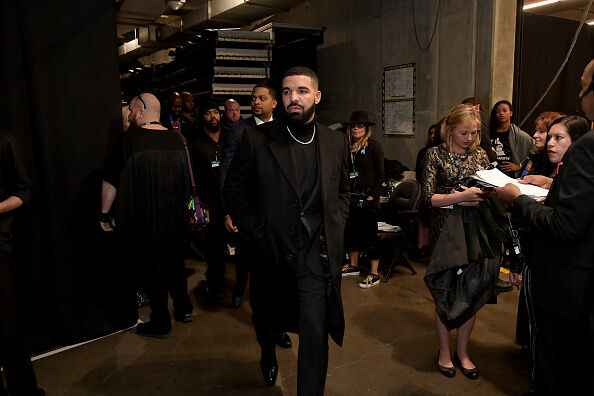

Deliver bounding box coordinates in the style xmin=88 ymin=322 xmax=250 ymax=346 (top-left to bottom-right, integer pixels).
xmin=382 ymin=63 xmax=416 ymax=136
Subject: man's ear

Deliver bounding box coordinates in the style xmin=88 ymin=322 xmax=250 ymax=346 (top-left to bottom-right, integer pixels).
xmin=272 ymin=99 xmax=277 ymax=109
xmin=314 ymin=90 xmax=321 ymax=105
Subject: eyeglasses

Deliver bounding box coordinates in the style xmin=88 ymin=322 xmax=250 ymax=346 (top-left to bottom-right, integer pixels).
xmin=351 ymin=122 xmax=367 ymax=129
xmin=579 ymin=79 xmax=594 ymax=99
xmin=136 ymin=92 xmax=147 ymax=109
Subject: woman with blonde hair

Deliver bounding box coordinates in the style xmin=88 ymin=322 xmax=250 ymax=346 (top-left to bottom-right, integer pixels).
xmin=341 ymin=111 xmax=385 ymax=289
xmin=422 ymin=104 xmax=503 ymax=380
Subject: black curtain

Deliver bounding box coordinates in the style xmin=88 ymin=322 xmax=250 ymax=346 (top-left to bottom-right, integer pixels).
xmin=515 ymin=12 xmax=594 ymax=130
xmin=0 ymin=1 xmax=134 ymax=352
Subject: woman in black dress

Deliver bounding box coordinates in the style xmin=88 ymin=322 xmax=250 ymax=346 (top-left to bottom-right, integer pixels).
xmin=422 ymin=104 xmax=502 ymax=380
xmin=341 ymin=111 xmax=385 ymax=289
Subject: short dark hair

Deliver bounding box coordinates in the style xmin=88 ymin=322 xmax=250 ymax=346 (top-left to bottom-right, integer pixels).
xmin=549 ymin=115 xmax=590 ymax=143
xmin=253 ymin=80 xmax=277 ymax=100
xmin=283 ymin=66 xmax=319 ymax=89
xmin=461 ymin=97 xmax=481 ymax=109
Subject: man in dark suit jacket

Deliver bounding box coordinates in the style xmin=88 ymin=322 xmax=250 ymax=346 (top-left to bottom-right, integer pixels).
xmin=224 ymin=66 xmax=349 ymax=395
xmin=496 ymin=59 xmax=594 ymax=395
xmin=219 ymin=81 xmax=277 ymax=308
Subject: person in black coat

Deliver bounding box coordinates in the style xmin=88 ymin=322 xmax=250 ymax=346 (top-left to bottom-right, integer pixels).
xmin=340 ymin=111 xmax=385 ymax=289
xmin=0 ymin=130 xmax=44 ymax=396
xmin=496 ymin=59 xmax=594 ymax=395
xmin=224 ymin=66 xmax=349 ymax=395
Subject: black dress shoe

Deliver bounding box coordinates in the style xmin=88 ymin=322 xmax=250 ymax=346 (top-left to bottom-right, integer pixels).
xmin=277 ymin=332 xmax=292 ymax=349
xmin=437 ymin=351 xmax=456 ymax=378
xmin=453 ymin=354 xmax=479 ymax=380
xmin=174 ymin=312 xmax=193 ymax=323
xmin=260 ymin=357 xmax=278 ymax=387
xmin=231 ymin=295 xmax=243 ymax=308
xmin=136 ymin=322 xmax=171 ymax=339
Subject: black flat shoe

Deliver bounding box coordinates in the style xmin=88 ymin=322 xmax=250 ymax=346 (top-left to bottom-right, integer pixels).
xmin=453 ymin=354 xmax=479 ymax=380
xmin=277 ymin=332 xmax=292 ymax=349
xmin=437 ymin=351 xmax=456 ymax=378
xmin=260 ymin=357 xmax=278 ymax=387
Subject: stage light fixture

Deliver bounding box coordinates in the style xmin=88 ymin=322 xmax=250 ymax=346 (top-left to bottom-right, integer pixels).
xmin=165 ymin=0 xmax=186 ymax=11
xmin=523 ymin=0 xmax=560 ymax=10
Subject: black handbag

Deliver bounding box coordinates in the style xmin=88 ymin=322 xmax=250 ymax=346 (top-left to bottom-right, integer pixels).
xmin=181 ymin=137 xmax=210 ymax=230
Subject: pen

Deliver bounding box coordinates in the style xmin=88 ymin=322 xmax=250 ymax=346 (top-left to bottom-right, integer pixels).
xmin=520 ymin=167 xmax=528 ymax=180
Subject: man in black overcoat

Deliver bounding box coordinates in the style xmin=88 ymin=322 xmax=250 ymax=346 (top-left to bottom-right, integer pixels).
xmin=224 ymin=66 xmax=349 ymax=395
xmin=496 ymin=59 xmax=594 ymax=395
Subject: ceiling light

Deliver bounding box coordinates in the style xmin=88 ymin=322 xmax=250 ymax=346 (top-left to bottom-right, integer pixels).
xmin=588 ymin=20 xmax=594 ymax=25
xmin=523 ymin=0 xmax=560 ymax=10
xmin=165 ymin=0 xmax=186 ymax=11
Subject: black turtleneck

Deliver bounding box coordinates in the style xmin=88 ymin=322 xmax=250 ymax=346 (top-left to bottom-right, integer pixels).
xmin=288 ymin=118 xmax=318 ymax=204
xmin=287 ymin=117 xmax=326 ymax=276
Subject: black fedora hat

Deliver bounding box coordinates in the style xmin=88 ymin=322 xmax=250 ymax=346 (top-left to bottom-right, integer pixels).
xmin=345 ymin=110 xmax=375 ymax=126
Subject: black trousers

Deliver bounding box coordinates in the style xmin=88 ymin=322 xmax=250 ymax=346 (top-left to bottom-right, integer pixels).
xmin=232 ymin=237 xmax=250 ymax=296
xmin=192 ymin=215 xmax=226 ymax=288
xmin=134 ymin=238 xmax=192 ymax=326
xmin=0 ymin=251 xmax=42 ymax=396
xmin=345 ymin=203 xmax=380 ymax=260
xmin=534 ymin=306 xmax=594 ymax=395
xmin=254 ymin=264 xmax=329 ymax=396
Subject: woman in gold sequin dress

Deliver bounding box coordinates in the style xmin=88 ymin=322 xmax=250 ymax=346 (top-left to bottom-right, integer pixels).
xmin=422 ymin=104 xmax=502 ymax=380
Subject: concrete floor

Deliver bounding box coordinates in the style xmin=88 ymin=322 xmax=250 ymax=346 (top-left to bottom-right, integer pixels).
xmin=33 ymin=256 xmax=532 ymax=395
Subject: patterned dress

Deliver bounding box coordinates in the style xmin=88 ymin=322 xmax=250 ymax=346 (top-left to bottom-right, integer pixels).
xmin=421 ymin=144 xmax=499 ymax=329
xmin=421 ymin=144 xmax=490 ymax=248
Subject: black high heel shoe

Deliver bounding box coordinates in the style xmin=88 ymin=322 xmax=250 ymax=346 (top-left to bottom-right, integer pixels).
xmin=437 ymin=351 xmax=456 ymax=378
xmin=453 ymin=354 xmax=479 ymax=380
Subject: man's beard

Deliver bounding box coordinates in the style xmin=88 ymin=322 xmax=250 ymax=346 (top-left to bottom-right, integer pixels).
xmin=205 ymin=120 xmax=220 ymax=132
xmin=286 ymin=102 xmax=315 ymax=124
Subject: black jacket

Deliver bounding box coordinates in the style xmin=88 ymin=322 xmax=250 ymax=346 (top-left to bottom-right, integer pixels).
xmin=513 ymin=130 xmax=594 ymax=318
xmin=224 ymin=119 xmax=350 ymax=345
xmin=348 ymin=137 xmax=385 ymax=199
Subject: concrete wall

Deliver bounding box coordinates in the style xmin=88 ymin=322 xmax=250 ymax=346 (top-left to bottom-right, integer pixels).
xmin=270 ymin=0 xmax=516 ymax=168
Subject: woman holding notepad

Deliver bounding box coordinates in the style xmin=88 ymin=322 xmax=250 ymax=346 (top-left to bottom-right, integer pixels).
xmin=421 ymin=104 xmax=505 ymax=380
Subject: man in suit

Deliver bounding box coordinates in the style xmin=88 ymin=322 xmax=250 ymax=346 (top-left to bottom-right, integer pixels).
xmin=224 ymin=66 xmax=349 ymax=395
xmin=496 ymin=59 xmax=594 ymax=395
xmin=161 ymin=92 xmax=195 ymax=138
xmin=220 ymin=80 xmax=277 ymax=308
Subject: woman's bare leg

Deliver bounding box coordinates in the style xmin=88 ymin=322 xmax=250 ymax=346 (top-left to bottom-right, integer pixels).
xmin=435 ymin=310 xmax=453 ymax=367
xmin=369 ymin=259 xmax=379 ymax=275
xmin=349 ymin=251 xmax=359 ymax=268
xmin=456 ymin=314 xmax=476 ymax=369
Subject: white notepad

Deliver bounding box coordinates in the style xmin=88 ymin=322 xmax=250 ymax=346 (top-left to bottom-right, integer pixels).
xmin=473 ymin=168 xmax=549 ymax=200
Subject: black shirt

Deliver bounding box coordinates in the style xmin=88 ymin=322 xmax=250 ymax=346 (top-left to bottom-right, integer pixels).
xmin=491 ymin=129 xmax=513 ymax=176
xmin=188 ymin=128 xmax=226 ymax=209
xmin=103 ymin=126 xmax=190 ymax=241
xmin=0 ymin=131 xmax=33 ymax=253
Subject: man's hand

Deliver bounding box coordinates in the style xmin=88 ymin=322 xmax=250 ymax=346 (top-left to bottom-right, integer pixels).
xmin=509 ymin=272 xmax=522 ymax=287
xmin=99 ymin=213 xmax=115 ymax=232
xmin=501 ymin=161 xmax=521 ymax=173
xmin=519 ymin=174 xmax=553 ymax=190
xmin=494 ymin=183 xmax=522 ymax=204
xmin=365 ymin=195 xmax=374 ymax=201
xmin=224 ymin=215 xmax=238 ymax=233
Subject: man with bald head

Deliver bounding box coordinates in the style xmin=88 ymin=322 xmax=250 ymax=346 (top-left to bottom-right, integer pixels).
xmin=222 ymin=98 xmax=241 ymax=128
xmin=101 ymin=93 xmax=194 ymax=339
xmin=496 ymin=60 xmax=594 ymax=394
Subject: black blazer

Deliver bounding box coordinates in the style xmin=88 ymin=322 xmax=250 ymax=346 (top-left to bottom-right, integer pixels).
xmin=513 ymin=130 xmax=594 ymax=318
xmin=223 ymin=119 xmax=350 ymax=345
xmin=349 ymin=137 xmax=385 ymax=199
